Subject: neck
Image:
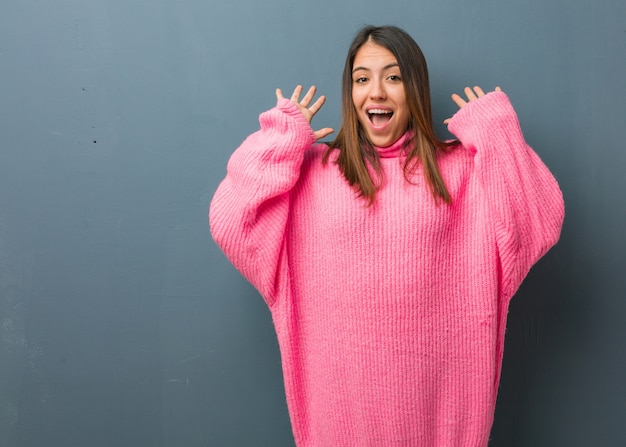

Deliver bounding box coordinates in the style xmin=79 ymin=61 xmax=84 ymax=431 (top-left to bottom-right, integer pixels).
xmin=375 ymin=132 xmax=411 ymax=158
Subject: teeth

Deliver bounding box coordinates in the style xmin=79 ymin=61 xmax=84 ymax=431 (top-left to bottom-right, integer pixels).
xmin=368 ymin=109 xmax=392 ymax=114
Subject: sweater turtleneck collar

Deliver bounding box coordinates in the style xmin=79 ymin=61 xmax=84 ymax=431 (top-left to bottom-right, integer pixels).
xmin=374 ymin=132 xmax=412 ymax=158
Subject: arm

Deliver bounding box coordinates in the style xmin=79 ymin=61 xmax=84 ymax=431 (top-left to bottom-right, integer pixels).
xmin=209 ymin=87 xmax=333 ymax=306
xmin=447 ymin=87 xmax=565 ymax=300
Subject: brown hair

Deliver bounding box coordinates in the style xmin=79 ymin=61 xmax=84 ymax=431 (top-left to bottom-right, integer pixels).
xmin=324 ymin=25 xmax=456 ymax=205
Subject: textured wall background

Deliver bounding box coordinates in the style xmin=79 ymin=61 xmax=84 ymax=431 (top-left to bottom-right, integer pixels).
xmin=1 ymin=0 xmax=624 ymax=445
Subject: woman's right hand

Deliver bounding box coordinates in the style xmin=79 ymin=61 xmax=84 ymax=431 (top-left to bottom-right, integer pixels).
xmin=276 ymin=85 xmax=334 ymax=141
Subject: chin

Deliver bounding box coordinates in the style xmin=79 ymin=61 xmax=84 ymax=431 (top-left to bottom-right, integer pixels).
xmin=369 ymin=134 xmax=401 ymax=148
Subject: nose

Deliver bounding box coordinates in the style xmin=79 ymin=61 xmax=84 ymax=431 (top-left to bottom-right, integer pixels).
xmin=369 ymin=79 xmax=386 ymax=100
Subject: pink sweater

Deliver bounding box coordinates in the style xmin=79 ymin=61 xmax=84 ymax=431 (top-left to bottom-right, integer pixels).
xmin=209 ymin=92 xmax=564 ymax=447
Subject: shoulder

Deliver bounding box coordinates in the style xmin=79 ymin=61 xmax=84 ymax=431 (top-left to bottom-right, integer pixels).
xmin=303 ymin=142 xmax=336 ymax=166
xmin=437 ymin=141 xmax=473 ymax=165
xmin=297 ymin=143 xmax=350 ymax=191
xmin=433 ymin=142 xmax=475 ymax=198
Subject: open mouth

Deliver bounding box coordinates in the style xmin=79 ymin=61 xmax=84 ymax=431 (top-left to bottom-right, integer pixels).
xmin=367 ymin=109 xmax=394 ymax=127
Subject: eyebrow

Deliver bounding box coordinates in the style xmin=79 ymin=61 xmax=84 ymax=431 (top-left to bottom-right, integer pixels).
xmin=352 ymin=62 xmax=400 ymax=74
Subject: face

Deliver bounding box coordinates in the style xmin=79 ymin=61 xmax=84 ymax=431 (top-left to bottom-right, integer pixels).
xmin=351 ymin=41 xmax=409 ymax=148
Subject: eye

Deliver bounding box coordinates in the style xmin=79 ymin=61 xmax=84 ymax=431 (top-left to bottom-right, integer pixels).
xmin=388 ymin=75 xmax=402 ymax=82
xmin=354 ymin=76 xmax=368 ymax=84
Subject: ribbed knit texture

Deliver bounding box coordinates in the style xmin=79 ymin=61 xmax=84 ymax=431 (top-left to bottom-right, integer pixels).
xmin=209 ymin=92 xmax=564 ymax=447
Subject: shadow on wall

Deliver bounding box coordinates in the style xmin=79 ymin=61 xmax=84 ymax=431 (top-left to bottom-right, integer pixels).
xmin=490 ymin=215 xmax=594 ymax=446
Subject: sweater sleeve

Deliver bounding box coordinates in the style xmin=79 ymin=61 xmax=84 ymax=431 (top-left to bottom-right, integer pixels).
xmin=209 ymin=98 xmax=317 ymax=306
xmin=447 ymin=91 xmax=564 ymax=301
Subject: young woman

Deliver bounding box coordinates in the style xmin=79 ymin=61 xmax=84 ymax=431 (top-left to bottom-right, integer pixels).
xmin=210 ymin=25 xmax=564 ymax=447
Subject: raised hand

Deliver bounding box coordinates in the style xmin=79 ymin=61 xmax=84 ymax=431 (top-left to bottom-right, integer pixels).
xmin=443 ymin=86 xmax=502 ymax=124
xmin=276 ymin=85 xmax=334 ymax=141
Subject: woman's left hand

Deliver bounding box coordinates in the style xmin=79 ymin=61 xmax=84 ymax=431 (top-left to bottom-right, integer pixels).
xmin=444 ymin=86 xmax=502 ymax=124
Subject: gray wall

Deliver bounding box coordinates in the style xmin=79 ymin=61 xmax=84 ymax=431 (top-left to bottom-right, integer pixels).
xmin=1 ymin=0 xmax=624 ymax=446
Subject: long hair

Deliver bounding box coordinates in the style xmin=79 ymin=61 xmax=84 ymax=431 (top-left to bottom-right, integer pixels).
xmin=324 ymin=25 xmax=456 ymax=205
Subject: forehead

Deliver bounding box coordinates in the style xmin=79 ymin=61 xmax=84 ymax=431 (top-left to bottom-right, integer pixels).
xmin=353 ymin=41 xmax=397 ymax=69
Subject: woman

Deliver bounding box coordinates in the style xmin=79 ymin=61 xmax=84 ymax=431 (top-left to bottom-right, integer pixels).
xmin=210 ymin=25 xmax=564 ymax=447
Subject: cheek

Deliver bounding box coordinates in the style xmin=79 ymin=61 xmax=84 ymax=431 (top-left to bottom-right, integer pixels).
xmin=398 ymin=111 xmax=410 ymax=132
xmin=352 ymin=93 xmax=368 ymax=125
xmin=351 ymin=89 xmax=363 ymax=108
xmin=396 ymin=97 xmax=409 ymax=126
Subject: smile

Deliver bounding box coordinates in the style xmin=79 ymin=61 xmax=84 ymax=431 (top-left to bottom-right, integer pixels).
xmin=367 ymin=108 xmax=394 ymax=128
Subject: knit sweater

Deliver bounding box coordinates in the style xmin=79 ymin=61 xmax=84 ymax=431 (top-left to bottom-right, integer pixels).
xmin=209 ymin=92 xmax=564 ymax=447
